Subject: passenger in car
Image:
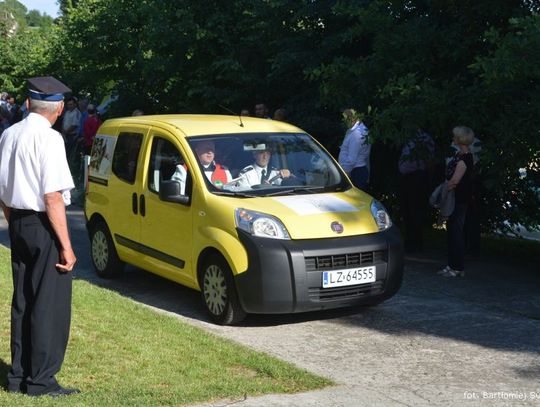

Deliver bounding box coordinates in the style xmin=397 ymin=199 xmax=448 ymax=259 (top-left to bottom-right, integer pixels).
xmin=171 ymin=140 xmax=232 ymax=190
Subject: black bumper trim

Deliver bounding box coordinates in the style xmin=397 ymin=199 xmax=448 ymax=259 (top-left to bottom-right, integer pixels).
xmin=234 ymin=225 xmax=403 ymax=314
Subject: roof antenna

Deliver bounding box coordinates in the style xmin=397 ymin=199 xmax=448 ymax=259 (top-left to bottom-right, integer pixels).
xmin=219 ymin=104 xmax=244 ymax=127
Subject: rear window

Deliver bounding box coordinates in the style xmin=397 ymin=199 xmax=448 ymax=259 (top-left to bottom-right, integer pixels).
xmin=112 ymin=132 xmax=143 ymax=183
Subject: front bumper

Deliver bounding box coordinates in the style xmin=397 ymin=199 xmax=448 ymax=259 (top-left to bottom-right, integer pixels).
xmin=235 ymin=225 xmax=404 ymax=314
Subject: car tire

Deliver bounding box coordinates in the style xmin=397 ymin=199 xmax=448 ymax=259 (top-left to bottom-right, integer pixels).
xmin=90 ymin=221 xmax=125 ymax=278
xmin=200 ymin=254 xmax=246 ymax=325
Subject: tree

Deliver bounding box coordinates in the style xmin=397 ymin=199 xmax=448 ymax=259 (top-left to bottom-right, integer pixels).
xmin=53 ymin=0 xmax=539 ymax=232
xmin=26 ymin=9 xmax=54 ymax=27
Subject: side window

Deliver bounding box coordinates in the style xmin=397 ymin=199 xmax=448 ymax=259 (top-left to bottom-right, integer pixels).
xmin=148 ymin=137 xmax=187 ymax=194
xmin=112 ymin=132 xmax=143 ymax=183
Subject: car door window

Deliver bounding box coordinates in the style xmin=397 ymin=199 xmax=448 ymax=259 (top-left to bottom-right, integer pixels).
xmin=148 ymin=137 xmax=188 ymax=195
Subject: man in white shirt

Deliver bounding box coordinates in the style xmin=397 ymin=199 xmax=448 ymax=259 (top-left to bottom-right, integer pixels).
xmin=0 ymin=77 xmax=79 ymax=397
xmin=338 ymin=108 xmax=371 ymax=190
xmin=237 ymin=147 xmax=291 ymax=187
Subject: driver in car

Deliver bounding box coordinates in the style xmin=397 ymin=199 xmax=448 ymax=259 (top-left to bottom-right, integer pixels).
xmin=237 ymin=147 xmax=292 ymax=186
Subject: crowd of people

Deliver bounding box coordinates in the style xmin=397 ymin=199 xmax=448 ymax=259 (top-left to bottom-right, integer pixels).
xmin=1 ymin=91 xmax=102 ymax=171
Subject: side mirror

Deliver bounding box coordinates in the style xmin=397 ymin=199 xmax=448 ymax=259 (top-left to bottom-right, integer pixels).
xmin=159 ymin=180 xmax=190 ymax=205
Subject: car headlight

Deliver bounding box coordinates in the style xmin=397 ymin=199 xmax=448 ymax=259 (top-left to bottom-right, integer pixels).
xmin=370 ymin=199 xmax=392 ymax=231
xmin=235 ymin=208 xmax=290 ymax=240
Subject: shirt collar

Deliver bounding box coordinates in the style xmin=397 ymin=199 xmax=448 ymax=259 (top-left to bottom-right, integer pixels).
xmin=350 ymin=121 xmax=361 ymax=131
xmin=27 ymin=112 xmax=53 ymax=128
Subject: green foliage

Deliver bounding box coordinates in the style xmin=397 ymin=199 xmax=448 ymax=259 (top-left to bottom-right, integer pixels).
xmin=0 ymin=24 xmax=58 ymax=97
xmin=25 ymin=9 xmax=54 ymax=27
xmin=49 ymin=0 xmax=540 ymax=232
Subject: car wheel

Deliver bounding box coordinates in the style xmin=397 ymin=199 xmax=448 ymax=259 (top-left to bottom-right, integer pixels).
xmin=201 ymin=255 xmax=246 ymax=325
xmin=90 ymin=221 xmax=125 ymax=278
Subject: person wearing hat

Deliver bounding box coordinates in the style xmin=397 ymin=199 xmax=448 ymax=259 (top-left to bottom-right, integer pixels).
xmin=237 ymin=147 xmax=291 ymax=187
xmin=0 ymin=77 xmax=79 ymax=397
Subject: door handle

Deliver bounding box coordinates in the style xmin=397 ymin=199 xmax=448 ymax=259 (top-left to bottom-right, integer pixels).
xmin=139 ymin=194 xmax=146 ymax=217
xmin=132 ymin=192 xmax=138 ymax=215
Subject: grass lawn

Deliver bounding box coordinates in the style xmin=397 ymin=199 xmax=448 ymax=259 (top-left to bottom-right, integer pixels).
xmin=0 ymin=247 xmax=332 ymax=406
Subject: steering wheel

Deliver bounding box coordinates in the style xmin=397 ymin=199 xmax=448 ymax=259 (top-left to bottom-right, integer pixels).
xmin=266 ymin=174 xmax=283 ymax=184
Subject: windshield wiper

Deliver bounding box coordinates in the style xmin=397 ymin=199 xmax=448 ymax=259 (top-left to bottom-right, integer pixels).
xmin=262 ymin=186 xmax=326 ymax=196
xmin=213 ymin=190 xmax=255 ymax=198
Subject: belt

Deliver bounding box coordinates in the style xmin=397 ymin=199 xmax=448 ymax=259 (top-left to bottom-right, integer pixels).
xmin=9 ymin=208 xmax=43 ymax=217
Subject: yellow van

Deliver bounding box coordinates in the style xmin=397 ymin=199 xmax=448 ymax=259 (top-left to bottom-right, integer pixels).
xmin=85 ymin=115 xmax=403 ymax=324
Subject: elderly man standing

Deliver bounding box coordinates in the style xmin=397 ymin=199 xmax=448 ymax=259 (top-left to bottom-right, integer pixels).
xmin=338 ymin=108 xmax=371 ymax=190
xmin=0 ymin=77 xmax=79 ymax=397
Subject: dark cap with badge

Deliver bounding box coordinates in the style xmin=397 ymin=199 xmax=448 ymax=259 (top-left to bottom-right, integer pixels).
xmin=27 ymin=76 xmax=71 ymax=102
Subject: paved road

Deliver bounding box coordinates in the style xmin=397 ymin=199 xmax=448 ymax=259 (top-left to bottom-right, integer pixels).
xmin=1 ymin=207 xmax=539 ymax=406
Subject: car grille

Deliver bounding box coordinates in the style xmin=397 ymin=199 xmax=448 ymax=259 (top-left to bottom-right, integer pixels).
xmin=305 ymin=251 xmax=386 ymax=302
xmin=305 ymin=251 xmax=384 ymax=271
xmin=308 ymin=281 xmax=384 ymax=301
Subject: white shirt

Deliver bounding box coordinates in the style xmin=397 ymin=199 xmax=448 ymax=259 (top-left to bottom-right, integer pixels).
xmin=338 ymin=121 xmax=370 ymax=173
xmin=237 ymin=163 xmax=282 ymax=186
xmin=171 ymin=165 xmax=187 ymax=195
xmin=0 ymin=113 xmax=74 ymax=211
xmin=62 ymin=108 xmax=81 ymax=133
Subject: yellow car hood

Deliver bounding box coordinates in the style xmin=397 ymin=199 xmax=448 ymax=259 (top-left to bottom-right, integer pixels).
xmin=238 ymin=190 xmax=378 ymax=239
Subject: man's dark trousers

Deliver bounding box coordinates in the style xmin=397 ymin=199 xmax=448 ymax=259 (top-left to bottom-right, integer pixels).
xmin=7 ymin=210 xmax=72 ymax=396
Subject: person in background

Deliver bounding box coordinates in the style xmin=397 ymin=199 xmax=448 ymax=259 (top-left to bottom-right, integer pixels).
xmin=240 ymin=108 xmax=250 ymax=117
xmin=254 ymin=103 xmax=270 ymax=119
xmin=398 ymin=129 xmax=435 ymax=252
xmin=338 ymin=108 xmax=371 ymax=190
xmin=61 ymin=97 xmax=81 ymax=159
xmin=273 ymin=108 xmax=287 ymax=122
xmin=0 ymin=92 xmax=8 ymax=111
xmin=132 ymin=109 xmax=144 ymax=116
xmin=7 ymin=95 xmax=20 ymax=125
xmin=0 ymin=108 xmax=11 ymax=133
xmin=451 ymin=135 xmax=483 ymax=253
xmin=438 ymin=126 xmax=475 ymax=277
xmin=81 ymin=104 xmax=101 ymax=156
xmin=0 ymin=76 xmax=79 ymax=397
xmin=76 ymin=98 xmax=89 ymax=141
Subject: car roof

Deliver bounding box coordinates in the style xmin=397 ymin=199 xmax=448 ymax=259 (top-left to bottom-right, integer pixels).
xmin=101 ymin=114 xmax=303 ymax=137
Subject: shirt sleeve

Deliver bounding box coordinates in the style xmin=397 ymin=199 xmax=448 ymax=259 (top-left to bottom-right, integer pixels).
xmin=41 ymin=132 xmax=75 ymax=196
xmin=171 ymin=165 xmax=187 ymax=195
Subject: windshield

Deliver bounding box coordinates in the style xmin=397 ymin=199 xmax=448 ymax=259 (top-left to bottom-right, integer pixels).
xmin=187 ymin=133 xmax=350 ymax=196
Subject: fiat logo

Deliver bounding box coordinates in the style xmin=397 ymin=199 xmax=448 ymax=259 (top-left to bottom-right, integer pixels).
xmin=330 ymin=221 xmax=344 ymax=234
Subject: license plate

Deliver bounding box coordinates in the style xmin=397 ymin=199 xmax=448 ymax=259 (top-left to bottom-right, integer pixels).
xmin=322 ymin=266 xmax=376 ymax=288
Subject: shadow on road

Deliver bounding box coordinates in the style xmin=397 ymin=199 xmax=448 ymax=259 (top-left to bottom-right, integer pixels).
xmin=1 ymin=205 xmax=539 ymax=359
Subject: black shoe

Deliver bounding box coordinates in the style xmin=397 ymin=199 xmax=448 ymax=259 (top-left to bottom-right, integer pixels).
xmin=31 ymin=386 xmax=81 ymax=397
xmin=47 ymin=387 xmax=81 ymax=397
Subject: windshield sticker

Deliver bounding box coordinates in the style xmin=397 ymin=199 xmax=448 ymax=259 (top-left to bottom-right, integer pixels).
xmin=89 ymin=134 xmax=116 ymax=179
xmin=273 ymin=195 xmax=359 ymax=215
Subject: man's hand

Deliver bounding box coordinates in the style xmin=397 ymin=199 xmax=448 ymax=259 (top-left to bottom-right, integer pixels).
xmin=57 ymin=247 xmax=77 ymax=273
xmin=279 ymin=169 xmax=291 ymax=178
xmin=44 ymin=191 xmax=76 ymax=273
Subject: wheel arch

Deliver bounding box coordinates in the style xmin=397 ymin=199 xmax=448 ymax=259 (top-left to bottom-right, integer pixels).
xmin=86 ymin=212 xmax=108 ymax=235
xmin=196 ymin=247 xmax=228 ymax=289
